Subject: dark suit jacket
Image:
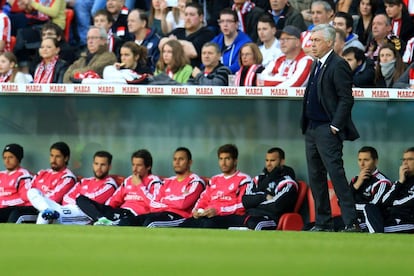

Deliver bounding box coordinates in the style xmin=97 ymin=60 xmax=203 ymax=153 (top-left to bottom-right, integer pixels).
xmin=301 ymin=51 xmax=360 ymax=141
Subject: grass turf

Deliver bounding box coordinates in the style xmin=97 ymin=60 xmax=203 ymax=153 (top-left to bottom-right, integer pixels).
xmin=0 ymin=224 xmax=412 ymax=275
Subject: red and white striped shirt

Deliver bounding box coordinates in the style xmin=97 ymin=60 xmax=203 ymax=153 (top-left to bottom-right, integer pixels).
xmin=30 ymin=167 xmax=76 ymax=204
xmin=149 ymin=173 xmax=205 ymax=218
xmin=194 ymin=170 xmax=252 ymax=216
xmin=107 ymin=174 xmax=162 ymax=215
xmin=0 ymin=12 xmax=11 ymax=52
xmin=62 ymin=175 xmax=117 ymax=205
xmin=0 ymin=167 xmax=32 ymax=207
xmin=261 ymin=50 xmax=313 ymax=87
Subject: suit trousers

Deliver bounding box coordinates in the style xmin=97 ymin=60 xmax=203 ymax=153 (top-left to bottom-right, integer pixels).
xmin=305 ymin=123 xmax=357 ymax=227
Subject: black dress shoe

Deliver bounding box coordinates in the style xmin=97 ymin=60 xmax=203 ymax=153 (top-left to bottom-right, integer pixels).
xmin=341 ymin=224 xmax=362 ymax=232
xmin=309 ymin=226 xmax=334 ymax=232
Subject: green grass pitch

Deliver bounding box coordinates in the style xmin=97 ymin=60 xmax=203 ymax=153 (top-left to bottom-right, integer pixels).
xmin=0 ymin=224 xmax=412 ymax=275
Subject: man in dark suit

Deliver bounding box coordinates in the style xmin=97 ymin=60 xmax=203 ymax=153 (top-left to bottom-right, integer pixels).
xmin=301 ymin=24 xmax=361 ymax=232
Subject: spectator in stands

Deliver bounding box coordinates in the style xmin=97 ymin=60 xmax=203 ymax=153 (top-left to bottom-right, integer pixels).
xmin=301 ymin=1 xmax=334 ymax=55
xmin=106 ymin=0 xmax=130 ymax=41
xmin=393 ymin=61 xmax=414 ymax=88
xmin=0 ymin=52 xmax=31 ymax=83
xmin=354 ymin=0 xmax=378 ymax=46
xmin=73 ymin=0 xmax=106 ymax=48
xmin=334 ymin=28 xmax=346 ymax=55
xmin=268 ymin=0 xmax=307 ymax=31
xmin=366 ymin=13 xmax=405 ymax=61
xmin=162 ymin=0 xmax=191 ymax=34
xmin=349 ymin=146 xmax=392 ymax=233
xmin=33 ymin=37 xmax=68 ymax=83
xmin=402 ymin=36 xmax=414 ymax=64
xmin=180 ymin=144 xmax=252 ymax=229
xmin=260 ymin=25 xmax=312 ymax=87
xmin=0 ymin=8 xmax=11 ymax=52
xmin=93 ymin=9 xmax=122 ymax=54
xmin=342 ymin=47 xmax=376 ymax=88
xmin=124 ymin=147 xmax=205 ymax=227
xmin=234 ymin=42 xmax=264 ymax=86
xmin=63 ymin=26 xmax=117 ymax=83
xmin=155 ymin=39 xmax=192 ymax=83
xmin=232 ymin=0 xmax=264 ymax=42
xmin=27 ymin=151 xmax=117 ymax=225
xmin=12 ymin=0 xmax=66 ymax=66
xmin=375 ymin=43 xmax=406 ymax=87
xmin=257 ymin=14 xmax=282 ymax=68
xmin=159 ymin=2 xmax=215 ymax=68
xmin=148 ymin=0 xmax=168 ymax=36
xmin=103 ymin=41 xmax=152 ymax=83
xmin=384 ymin=0 xmax=414 ymax=43
xmin=382 ymin=147 xmax=414 ymax=233
xmin=242 ymin=147 xmax=298 ymax=230
xmin=333 ymin=12 xmax=365 ymax=51
xmin=8 ymin=142 xmax=77 ymax=223
xmin=205 ymin=0 xmax=232 ymax=35
xmin=188 ymin=42 xmax=231 ymax=86
xmin=211 ymin=8 xmax=252 ymax=74
xmin=127 ymin=9 xmax=160 ymax=72
xmin=76 ymin=149 xmax=162 ymax=226
xmin=0 ymin=144 xmax=32 ymax=223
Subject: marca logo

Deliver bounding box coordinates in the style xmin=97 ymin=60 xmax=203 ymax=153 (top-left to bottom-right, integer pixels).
xmin=220 ymin=87 xmax=238 ymax=95
xmin=270 ymin=88 xmax=288 ymax=96
xmin=295 ymin=88 xmax=305 ymax=96
xmin=1 ymin=84 xmax=18 ymax=92
xmin=371 ymin=90 xmax=389 ymax=98
xmin=49 ymin=85 xmax=66 ymax=93
xmin=26 ymin=84 xmax=42 ymax=92
xmin=98 ymin=86 xmax=115 ymax=93
xmin=352 ymin=90 xmax=364 ymax=97
xmin=146 ymin=87 xmax=164 ymax=94
xmin=397 ymin=90 xmax=414 ymax=98
xmin=171 ymin=87 xmax=188 ymax=95
xmin=74 ymin=85 xmax=90 ymax=93
xmin=196 ymin=87 xmax=213 ymax=95
xmin=246 ymin=87 xmax=263 ymax=96
xmin=122 ymin=86 xmax=140 ymax=94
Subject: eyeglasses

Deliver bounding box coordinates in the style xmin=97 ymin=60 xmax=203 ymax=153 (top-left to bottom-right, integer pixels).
xmin=87 ymin=36 xmax=103 ymax=40
xmin=279 ymin=37 xmax=298 ymax=43
xmin=401 ymin=158 xmax=414 ymax=162
xmin=217 ymin=19 xmax=236 ymax=24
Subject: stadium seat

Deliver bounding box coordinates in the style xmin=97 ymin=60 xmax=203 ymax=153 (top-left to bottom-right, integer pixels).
xmin=110 ymin=174 xmax=125 ymax=186
xmin=276 ymin=180 xmax=308 ymax=231
xmin=64 ymin=9 xmax=74 ymax=42
xmin=10 ymin=35 xmax=16 ymax=51
xmin=307 ymin=180 xmax=342 ymax=227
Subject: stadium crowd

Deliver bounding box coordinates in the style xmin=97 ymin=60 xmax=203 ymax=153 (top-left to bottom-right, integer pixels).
xmin=1 ymin=142 xmax=414 ymax=233
xmin=0 ymin=0 xmax=414 ymax=88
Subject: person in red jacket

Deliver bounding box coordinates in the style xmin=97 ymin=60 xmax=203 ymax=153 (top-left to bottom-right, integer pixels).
xmin=8 ymin=141 xmax=77 ymax=223
xmin=124 ymin=147 xmax=205 ymax=227
xmin=76 ymin=149 xmax=162 ymax=226
xmin=0 ymin=144 xmax=32 ymax=222
xmin=27 ymin=151 xmax=117 ymax=224
xmin=180 ymin=144 xmax=252 ymax=229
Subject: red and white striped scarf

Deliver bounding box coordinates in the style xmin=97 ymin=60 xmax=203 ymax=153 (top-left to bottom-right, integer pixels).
xmin=33 ymin=56 xmax=58 ymax=83
xmin=0 ymin=69 xmax=12 ymax=82
xmin=232 ymin=1 xmax=255 ymax=33
xmin=235 ymin=64 xmax=261 ymax=86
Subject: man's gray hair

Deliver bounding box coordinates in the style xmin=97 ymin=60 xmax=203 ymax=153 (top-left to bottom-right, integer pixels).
xmin=202 ymin=42 xmax=221 ymax=54
xmin=312 ymin=24 xmax=336 ymax=43
xmin=311 ymin=0 xmax=334 ymax=12
xmin=89 ymin=26 xmax=107 ymax=39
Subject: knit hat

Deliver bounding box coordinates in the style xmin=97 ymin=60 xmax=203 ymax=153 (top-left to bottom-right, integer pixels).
xmin=3 ymin=144 xmax=24 ymax=162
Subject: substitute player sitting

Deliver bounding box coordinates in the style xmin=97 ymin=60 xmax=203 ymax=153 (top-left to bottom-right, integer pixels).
xmin=125 ymin=147 xmax=205 ymax=227
xmin=27 ymin=151 xmax=117 ymax=224
xmin=180 ymin=144 xmax=252 ymax=229
xmin=76 ymin=149 xmax=162 ymax=226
